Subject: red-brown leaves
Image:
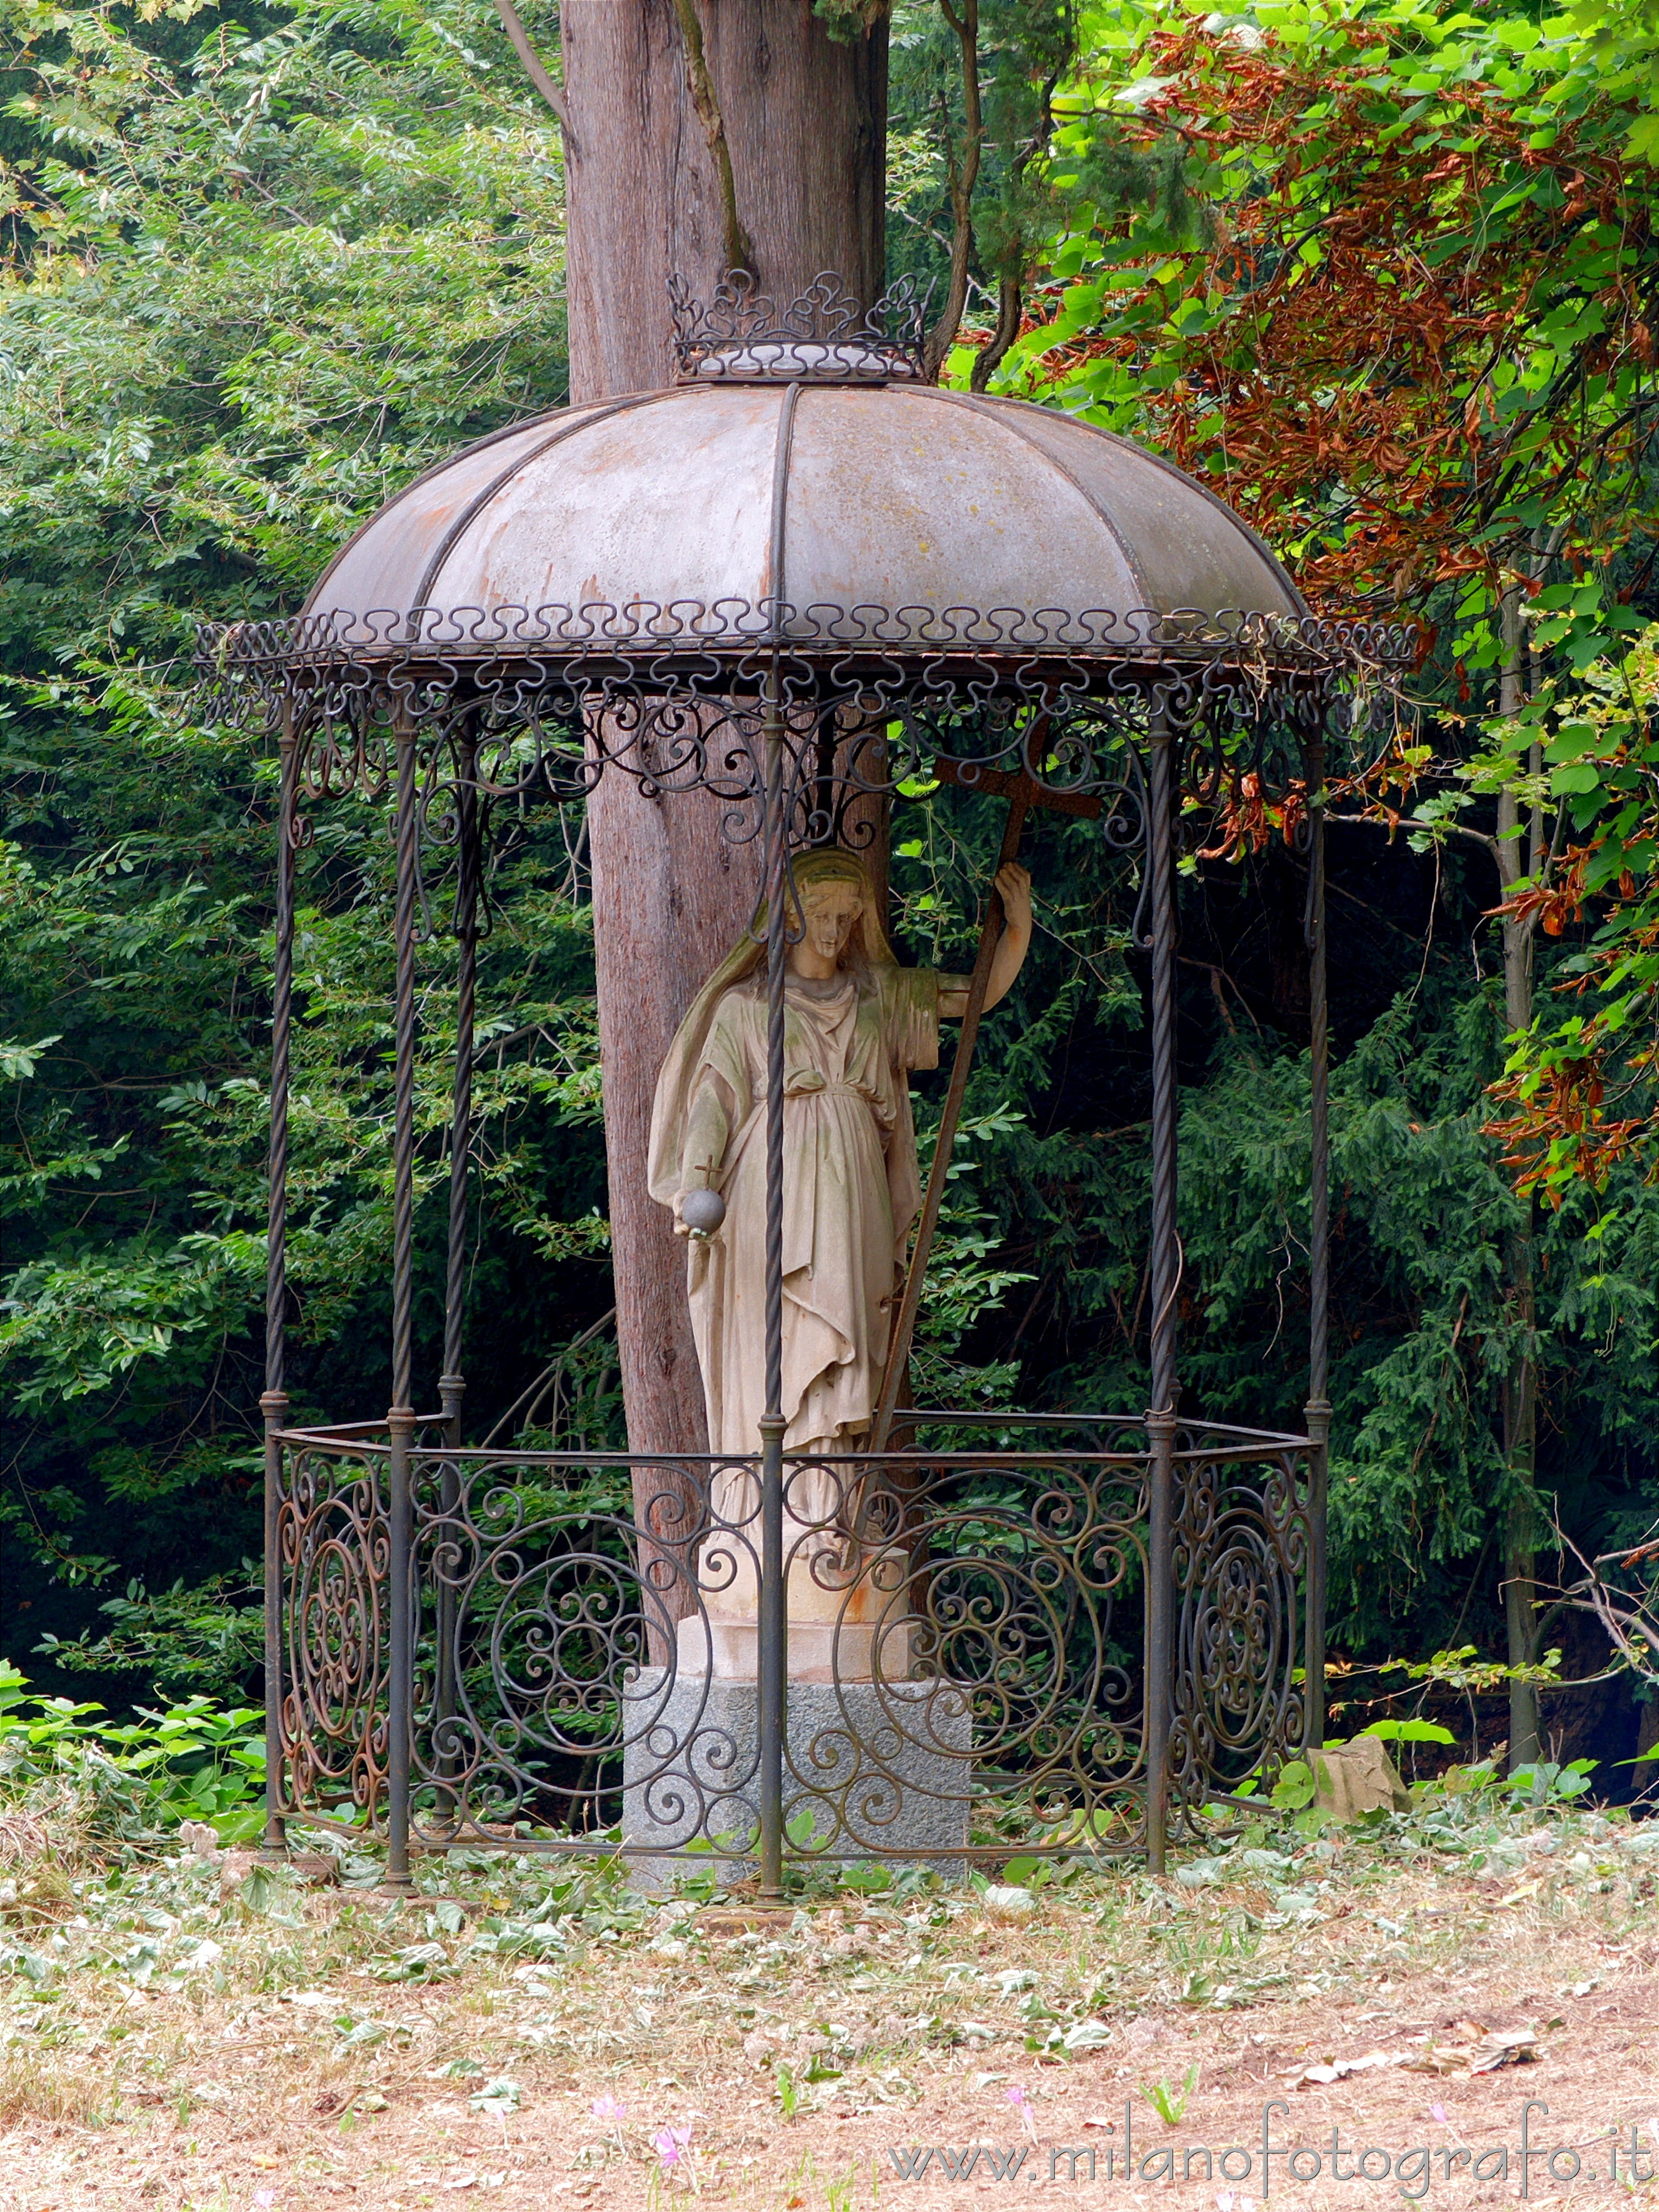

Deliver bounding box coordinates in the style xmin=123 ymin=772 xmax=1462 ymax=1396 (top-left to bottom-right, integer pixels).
xmin=1034 ymin=28 xmax=1655 ymax=619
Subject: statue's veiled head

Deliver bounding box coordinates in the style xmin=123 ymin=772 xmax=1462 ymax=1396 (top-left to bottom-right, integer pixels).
xmin=783 ymin=848 xmax=890 ymax=975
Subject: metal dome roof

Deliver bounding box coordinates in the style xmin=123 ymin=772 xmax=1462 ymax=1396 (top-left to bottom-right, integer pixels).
xmin=199 ymin=288 xmax=1413 ymax=917
xmin=301 ymin=377 xmax=1307 ymax=640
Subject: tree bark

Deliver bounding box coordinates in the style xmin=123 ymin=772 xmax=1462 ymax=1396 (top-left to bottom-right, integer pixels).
xmin=560 ymin=1 xmax=889 ymax=1635
xmin=1496 ymin=582 xmax=1541 ymax=1770
xmin=562 ymin=0 xmax=888 ymax=400
xmin=585 ymin=775 xmax=761 ymax=1626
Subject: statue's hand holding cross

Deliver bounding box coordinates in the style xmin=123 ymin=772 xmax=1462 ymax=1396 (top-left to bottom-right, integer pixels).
xmin=938 ymin=862 xmax=1032 ymax=1020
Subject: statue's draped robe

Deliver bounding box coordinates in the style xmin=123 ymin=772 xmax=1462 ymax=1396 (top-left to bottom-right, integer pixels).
xmin=686 ymin=964 xmax=940 ymax=1456
xmin=656 ymin=961 xmax=942 ymax=1624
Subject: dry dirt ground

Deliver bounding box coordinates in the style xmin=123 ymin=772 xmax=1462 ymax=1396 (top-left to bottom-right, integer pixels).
xmin=3 ymin=1812 xmax=1658 ymax=2212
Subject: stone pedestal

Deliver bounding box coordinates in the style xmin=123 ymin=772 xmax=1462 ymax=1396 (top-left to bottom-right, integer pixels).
xmin=620 ymin=1662 xmax=972 ymax=1890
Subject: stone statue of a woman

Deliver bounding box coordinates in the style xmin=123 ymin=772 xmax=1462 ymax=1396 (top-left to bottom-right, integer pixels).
xmin=646 ymin=847 xmax=1031 ymax=1674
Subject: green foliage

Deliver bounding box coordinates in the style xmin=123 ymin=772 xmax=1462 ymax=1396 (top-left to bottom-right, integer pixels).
xmin=1358 ymin=1717 xmax=1457 ymax=1745
xmin=1380 ymin=1642 xmax=1566 ymax=1693
xmin=888 ymin=3 xmax=1073 ymax=286
xmin=33 ymin=1566 xmax=265 ymax=1701
xmin=1460 ymin=622 xmax=1659 ymax=1194
xmin=910 ymin=1100 xmax=1034 ymax=1407
xmin=0 ymin=0 xmax=565 ymax=651
xmin=0 ymin=1659 xmax=267 ymax=1843
xmin=0 ymin=0 xmax=611 ymax=1665
xmin=1266 ymin=1758 xmax=1314 ymax=1812
xmin=1138 ymin=2063 xmax=1198 ymax=2127
xmin=1505 ymin=1756 xmax=1598 ymax=1806
xmin=1017 ymin=0 xmax=1657 ymax=633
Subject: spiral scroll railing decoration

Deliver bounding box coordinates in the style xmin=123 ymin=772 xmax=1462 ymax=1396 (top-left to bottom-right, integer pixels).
xmin=262 ymin=1414 xmax=1314 ymax=1863
xmin=1167 ymin=1431 xmax=1314 ymax=1825
xmin=277 ymin=1435 xmax=394 ymax=1822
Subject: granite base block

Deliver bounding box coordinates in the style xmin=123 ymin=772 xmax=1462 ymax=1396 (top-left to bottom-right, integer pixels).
xmin=620 ymin=1670 xmax=972 ymax=1889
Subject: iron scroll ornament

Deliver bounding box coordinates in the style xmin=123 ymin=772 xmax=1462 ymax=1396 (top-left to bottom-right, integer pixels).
xmin=264 ymin=1414 xmax=1316 ymax=1858
xmin=199 ymin=598 xmax=1410 ymax=860
xmin=667 ymin=267 xmax=934 ymax=383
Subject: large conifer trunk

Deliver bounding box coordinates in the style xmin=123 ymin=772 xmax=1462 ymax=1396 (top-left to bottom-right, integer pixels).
xmin=560 ymin=1 xmax=888 ymax=1620
xmin=562 ymin=1 xmax=887 ymax=397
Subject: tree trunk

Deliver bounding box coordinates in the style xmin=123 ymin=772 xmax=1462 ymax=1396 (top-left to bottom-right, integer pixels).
xmin=560 ymin=1 xmax=890 ymax=1635
xmin=1496 ymin=585 xmax=1541 ymax=1770
xmin=562 ymin=0 xmax=888 ymax=400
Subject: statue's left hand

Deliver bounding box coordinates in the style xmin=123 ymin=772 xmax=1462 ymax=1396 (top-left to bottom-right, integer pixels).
xmin=994 ymin=861 xmax=1032 ymax=936
xmin=940 ymin=860 xmax=1035 ymax=1019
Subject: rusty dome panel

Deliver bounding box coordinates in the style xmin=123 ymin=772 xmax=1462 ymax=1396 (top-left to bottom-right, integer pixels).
xmin=300 ymin=374 xmax=1305 ymax=637
xmin=305 ymin=406 xmax=607 ymax=622
xmin=776 ymin=384 xmax=1150 ymax=624
xmin=978 ymin=397 xmax=1306 ymax=621
xmin=412 ymin=384 xmax=781 ymax=619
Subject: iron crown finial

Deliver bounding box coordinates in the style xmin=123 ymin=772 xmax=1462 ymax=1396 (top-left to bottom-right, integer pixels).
xmin=667 ymin=267 xmax=931 ymax=384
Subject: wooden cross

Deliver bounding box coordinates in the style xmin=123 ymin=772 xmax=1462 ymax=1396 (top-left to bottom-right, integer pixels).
xmin=869 ymin=753 xmax=1103 ymax=1450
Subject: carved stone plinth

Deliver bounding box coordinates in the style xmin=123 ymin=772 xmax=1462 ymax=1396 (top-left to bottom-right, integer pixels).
xmin=620 ymin=1667 xmax=971 ymax=1890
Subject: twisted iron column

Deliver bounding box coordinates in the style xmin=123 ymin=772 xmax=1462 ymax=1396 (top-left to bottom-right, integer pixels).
xmin=1143 ymin=712 xmax=1180 ymax=1872
xmin=757 ymin=682 xmax=789 ymax=1903
xmin=383 ymin=710 xmax=422 ymax=1891
xmin=434 ymin=729 xmax=479 ymax=1828
xmin=1302 ymin=734 xmax=1332 ymax=1751
xmin=260 ymin=713 xmax=298 ymax=1859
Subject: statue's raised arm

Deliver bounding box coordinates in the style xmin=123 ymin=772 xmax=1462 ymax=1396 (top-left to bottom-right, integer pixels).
xmin=936 ymin=862 xmax=1031 ymax=1019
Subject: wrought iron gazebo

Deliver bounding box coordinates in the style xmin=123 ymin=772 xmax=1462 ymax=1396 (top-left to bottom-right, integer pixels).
xmin=202 ymin=277 xmax=1410 ymax=1893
